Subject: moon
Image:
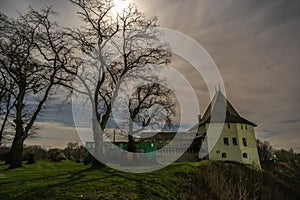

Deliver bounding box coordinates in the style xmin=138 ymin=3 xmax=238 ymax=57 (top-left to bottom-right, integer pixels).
xmin=112 ymin=0 xmax=130 ymax=16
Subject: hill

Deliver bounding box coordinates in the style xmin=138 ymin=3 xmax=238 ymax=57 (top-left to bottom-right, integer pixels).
xmin=0 ymin=160 xmax=299 ymax=200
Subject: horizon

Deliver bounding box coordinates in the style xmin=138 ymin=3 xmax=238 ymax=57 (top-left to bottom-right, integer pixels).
xmin=0 ymin=0 xmax=299 ymax=152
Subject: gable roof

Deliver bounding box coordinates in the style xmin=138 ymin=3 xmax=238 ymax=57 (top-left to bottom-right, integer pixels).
xmin=190 ymin=91 xmax=256 ymax=130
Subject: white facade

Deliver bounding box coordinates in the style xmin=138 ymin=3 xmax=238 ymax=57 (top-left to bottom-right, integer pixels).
xmin=202 ymin=122 xmax=261 ymax=170
xmin=194 ymin=91 xmax=261 ymax=170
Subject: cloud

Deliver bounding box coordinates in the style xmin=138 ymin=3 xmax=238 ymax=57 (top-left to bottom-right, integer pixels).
xmin=25 ymin=122 xmax=83 ymax=149
xmin=2 ymin=0 xmax=299 ymax=151
xmin=36 ymin=101 xmax=75 ymax=127
xmin=138 ymin=0 xmax=300 ymax=151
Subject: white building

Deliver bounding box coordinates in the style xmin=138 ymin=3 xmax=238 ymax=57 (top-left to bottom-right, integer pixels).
xmin=191 ymin=91 xmax=261 ymax=170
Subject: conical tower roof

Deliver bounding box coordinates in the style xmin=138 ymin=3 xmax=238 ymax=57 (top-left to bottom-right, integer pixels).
xmin=191 ymin=91 xmax=256 ymax=130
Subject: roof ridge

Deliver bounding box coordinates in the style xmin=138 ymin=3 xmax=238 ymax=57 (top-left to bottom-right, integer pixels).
xmin=190 ymin=91 xmax=256 ymax=129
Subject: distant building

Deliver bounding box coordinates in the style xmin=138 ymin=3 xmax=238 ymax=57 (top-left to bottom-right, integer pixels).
xmin=190 ymin=91 xmax=261 ymax=170
xmin=135 ymin=131 xmax=198 ymax=162
xmin=85 ymin=91 xmax=261 ymax=169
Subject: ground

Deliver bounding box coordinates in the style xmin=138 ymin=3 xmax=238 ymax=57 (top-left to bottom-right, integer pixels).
xmin=1 ymin=160 xmax=299 ymax=200
xmin=0 ymin=161 xmax=208 ymax=200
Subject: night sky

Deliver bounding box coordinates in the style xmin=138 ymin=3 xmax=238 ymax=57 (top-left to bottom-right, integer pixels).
xmin=1 ymin=0 xmax=299 ymax=151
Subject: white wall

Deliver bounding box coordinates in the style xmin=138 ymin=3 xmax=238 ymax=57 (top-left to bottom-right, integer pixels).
xmin=200 ymin=123 xmax=261 ymax=170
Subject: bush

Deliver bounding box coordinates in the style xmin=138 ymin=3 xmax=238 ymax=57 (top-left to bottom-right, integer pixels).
xmin=185 ymin=161 xmax=299 ymax=200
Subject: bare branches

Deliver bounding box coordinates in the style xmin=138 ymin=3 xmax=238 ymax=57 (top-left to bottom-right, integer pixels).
xmin=0 ymin=0 xmax=174 ymax=166
xmin=0 ymin=6 xmax=77 ymax=168
xmin=128 ymin=83 xmax=176 ymax=133
xmin=67 ymin=0 xmax=173 ymax=158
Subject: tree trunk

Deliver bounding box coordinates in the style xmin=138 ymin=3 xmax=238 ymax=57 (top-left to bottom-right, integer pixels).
xmin=9 ymin=132 xmax=25 ymax=169
xmin=0 ymin=110 xmax=9 ymax=147
xmin=92 ymin=137 xmax=105 ymax=167
xmin=93 ymin=133 xmax=103 ymax=158
xmin=128 ymin=119 xmax=136 ymax=153
xmin=0 ymin=94 xmax=14 ymax=147
xmin=92 ymin=115 xmax=105 ymax=167
xmin=9 ymin=83 xmax=26 ymax=169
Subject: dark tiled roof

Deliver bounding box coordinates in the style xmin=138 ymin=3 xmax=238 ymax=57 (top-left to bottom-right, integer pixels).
xmin=190 ymin=91 xmax=256 ymax=130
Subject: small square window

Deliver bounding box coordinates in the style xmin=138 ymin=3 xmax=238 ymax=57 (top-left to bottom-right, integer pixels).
xmin=243 ymin=153 xmax=248 ymax=158
xmin=232 ymin=138 xmax=238 ymax=145
xmin=224 ymin=138 xmax=229 ymax=145
xmin=222 ymin=153 xmax=227 ymax=158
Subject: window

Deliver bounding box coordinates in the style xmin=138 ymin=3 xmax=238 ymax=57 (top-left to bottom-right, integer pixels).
xmin=222 ymin=153 xmax=227 ymax=158
xmin=227 ymin=123 xmax=231 ymax=129
xmin=245 ymin=125 xmax=247 ymax=130
xmin=232 ymin=138 xmax=238 ymax=145
xmin=243 ymin=153 xmax=248 ymax=158
xmin=242 ymin=138 xmax=248 ymax=146
xmin=216 ymin=150 xmax=220 ymax=154
xmin=223 ymin=138 xmax=229 ymax=145
xmin=241 ymin=125 xmax=243 ymax=129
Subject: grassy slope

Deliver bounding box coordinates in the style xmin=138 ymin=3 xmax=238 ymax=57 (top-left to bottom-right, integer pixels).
xmin=189 ymin=161 xmax=300 ymax=200
xmin=0 ymin=160 xmax=299 ymax=200
xmin=0 ymin=161 xmax=211 ymax=200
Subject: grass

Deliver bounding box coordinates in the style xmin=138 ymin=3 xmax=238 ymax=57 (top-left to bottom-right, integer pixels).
xmin=1 ymin=160 xmax=299 ymax=199
xmin=0 ymin=160 xmax=211 ymax=200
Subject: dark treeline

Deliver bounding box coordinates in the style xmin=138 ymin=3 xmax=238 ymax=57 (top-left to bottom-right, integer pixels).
xmin=0 ymin=139 xmax=299 ymax=167
xmin=0 ymin=142 xmax=85 ymax=163
xmin=257 ymin=139 xmax=300 ymax=166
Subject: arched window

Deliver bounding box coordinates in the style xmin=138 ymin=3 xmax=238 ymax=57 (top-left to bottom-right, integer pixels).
xmin=243 ymin=153 xmax=248 ymax=158
xmin=222 ymin=153 xmax=227 ymax=158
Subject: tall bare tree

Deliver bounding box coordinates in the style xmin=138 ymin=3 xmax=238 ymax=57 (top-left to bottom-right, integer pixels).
xmin=0 ymin=13 xmax=16 ymax=146
xmin=0 ymin=79 xmax=15 ymax=147
xmin=0 ymin=7 xmax=77 ymax=169
xmin=67 ymin=0 xmax=120 ymax=164
xmin=126 ymin=83 xmax=175 ymax=152
xmin=68 ymin=0 xmax=171 ymax=163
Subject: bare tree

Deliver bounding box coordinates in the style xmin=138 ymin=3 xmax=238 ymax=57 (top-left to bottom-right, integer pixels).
xmin=0 ymin=7 xmax=77 ymax=169
xmin=126 ymin=83 xmax=176 ymax=152
xmin=128 ymin=83 xmax=175 ymax=132
xmin=0 ymin=73 xmax=16 ymax=146
xmin=0 ymin=13 xmax=16 ymax=146
xmin=67 ymin=0 xmax=119 ymax=164
xmin=68 ymin=0 xmax=171 ymax=163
